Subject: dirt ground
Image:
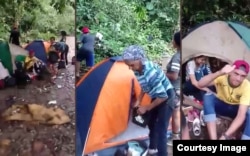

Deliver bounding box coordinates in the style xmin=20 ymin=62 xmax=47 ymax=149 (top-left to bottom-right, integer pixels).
xmin=0 ymin=36 xmax=76 ymax=156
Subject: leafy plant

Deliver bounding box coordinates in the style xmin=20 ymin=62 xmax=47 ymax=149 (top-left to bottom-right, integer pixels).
xmin=0 ymin=0 xmax=74 ymax=42
xmin=76 ymin=0 xmax=179 ymax=63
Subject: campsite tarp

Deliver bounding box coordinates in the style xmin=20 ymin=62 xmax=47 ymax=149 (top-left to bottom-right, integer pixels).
xmin=25 ymin=40 xmax=51 ymax=63
xmin=182 ymin=21 xmax=250 ymax=65
xmin=76 ymin=57 xmax=152 ymax=155
xmin=0 ymin=41 xmax=28 ymax=74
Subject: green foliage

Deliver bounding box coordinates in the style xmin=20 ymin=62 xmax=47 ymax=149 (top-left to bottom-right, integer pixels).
xmin=181 ymin=0 xmax=250 ymax=35
xmin=76 ymin=0 xmax=180 ymax=63
xmin=0 ymin=0 xmax=74 ymax=43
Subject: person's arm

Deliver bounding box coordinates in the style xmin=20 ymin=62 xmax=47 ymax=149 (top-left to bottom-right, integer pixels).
xmin=186 ymin=61 xmax=210 ymax=92
xmin=148 ymin=95 xmax=168 ymax=111
xmin=166 ymin=72 xmax=178 ymax=80
xmin=134 ymin=90 xmax=145 ymax=107
xmin=166 ymin=55 xmax=180 ymax=81
xmin=146 ymin=73 xmax=168 ymax=111
xmin=222 ymin=88 xmax=250 ymax=138
xmin=77 ymin=34 xmax=84 ymax=44
xmin=223 ymin=105 xmax=248 ymax=138
xmin=199 ymin=64 xmax=236 ymax=88
xmin=9 ymin=32 xmax=13 ymax=43
xmin=189 ymin=75 xmax=210 ymax=92
xmin=198 ymin=70 xmax=223 ymax=88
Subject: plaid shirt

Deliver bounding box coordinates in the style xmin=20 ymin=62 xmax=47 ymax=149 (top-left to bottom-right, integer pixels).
xmin=134 ymin=61 xmax=173 ymax=99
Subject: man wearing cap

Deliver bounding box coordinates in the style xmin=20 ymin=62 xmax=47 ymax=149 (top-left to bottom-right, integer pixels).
xmin=198 ymin=60 xmax=250 ymax=140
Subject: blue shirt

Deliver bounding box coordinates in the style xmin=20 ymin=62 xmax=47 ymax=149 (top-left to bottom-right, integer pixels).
xmin=80 ymin=33 xmax=95 ymax=52
xmin=57 ymin=42 xmax=66 ymax=51
xmin=134 ymin=61 xmax=173 ymax=98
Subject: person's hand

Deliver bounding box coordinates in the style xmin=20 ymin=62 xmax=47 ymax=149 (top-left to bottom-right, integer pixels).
xmin=137 ymin=105 xmax=148 ymax=115
xmin=220 ymin=64 xmax=236 ymax=74
xmin=219 ymin=135 xmax=226 ymax=140
xmin=133 ymin=100 xmax=140 ymax=108
xmin=204 ymin=88 xmax=212 ymax=93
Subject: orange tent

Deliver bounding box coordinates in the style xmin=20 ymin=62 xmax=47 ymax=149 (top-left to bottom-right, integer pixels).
xmin=76 ymin=57 xmax=155 ymax=155
xmin=24 ymin=40 xmax=51 ymax=63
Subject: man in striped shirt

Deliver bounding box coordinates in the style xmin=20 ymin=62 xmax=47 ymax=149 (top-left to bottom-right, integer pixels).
xmin=122 ymin=45 xmax=175 ymax=156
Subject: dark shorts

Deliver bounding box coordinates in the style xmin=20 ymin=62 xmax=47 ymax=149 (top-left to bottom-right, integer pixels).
xmin=48 ymin=51 xmax=59 ymax=64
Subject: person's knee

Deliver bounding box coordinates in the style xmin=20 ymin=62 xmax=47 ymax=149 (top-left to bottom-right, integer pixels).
xmin=246 ymin=109 xmax=250 ymax=119
xmin=203 ymin=92 xmax=215 ymax=106
xmin=203 ymin=93 xmax=217 ymax=122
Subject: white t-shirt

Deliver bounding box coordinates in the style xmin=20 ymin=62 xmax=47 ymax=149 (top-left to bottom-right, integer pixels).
xmin=185 ymin=60 xmax=211 ymax=81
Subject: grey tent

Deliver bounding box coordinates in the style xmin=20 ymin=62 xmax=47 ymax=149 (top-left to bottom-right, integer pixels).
xmin=182 ymin=21 xmax=250 ymax=68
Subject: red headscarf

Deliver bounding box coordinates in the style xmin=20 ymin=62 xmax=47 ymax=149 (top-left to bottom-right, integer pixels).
xmin=82 ymin=27 xmax=89 ymax=34
xmin=233 ymin=60 xmax=250 ymax=74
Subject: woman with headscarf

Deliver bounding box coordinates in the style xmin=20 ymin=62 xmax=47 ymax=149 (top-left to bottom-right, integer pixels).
xmin=122 ymin=45 xmax=175 ymax=156
xmin=76 ymin=27 xmax=95 ymax=78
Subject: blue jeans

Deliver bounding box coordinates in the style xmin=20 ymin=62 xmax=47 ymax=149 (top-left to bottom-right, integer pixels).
xmin=77 ymin=47 xmax=95 ymax=67
xmin=148 ymin=89 xmax=175 ymax=156
xmin=203 ymin=93 xmax=250 ymax=139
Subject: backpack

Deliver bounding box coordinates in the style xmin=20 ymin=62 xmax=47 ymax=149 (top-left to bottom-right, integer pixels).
xmin=15 ymin=61 xmax=24 ymax=70
xmin=58 ymin=60 xmax=66 ymax=69
xmin=4 ymin=76 xmax=16 ymax=87
xmin=14 ymin=69 xmax=29 ymax=86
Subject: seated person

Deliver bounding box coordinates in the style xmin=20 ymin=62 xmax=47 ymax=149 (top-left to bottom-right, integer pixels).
xmin=198 ymin=60 xmax=250 ymax=140
xmin=24 ymin=50 xmax=39 ymax=73
xmin=183 ymin=55 xmax=212 ymax=101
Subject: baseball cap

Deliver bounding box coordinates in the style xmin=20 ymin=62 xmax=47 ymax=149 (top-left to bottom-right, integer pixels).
xmin=233 ymin=60 xmax=250 ymax=74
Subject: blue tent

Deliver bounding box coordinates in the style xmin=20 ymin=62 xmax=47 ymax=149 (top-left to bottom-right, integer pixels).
xmin=76 ymin=57 xmax=152 ymax=156
xmin=25 ymin=40 xmax=48 ymax=63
